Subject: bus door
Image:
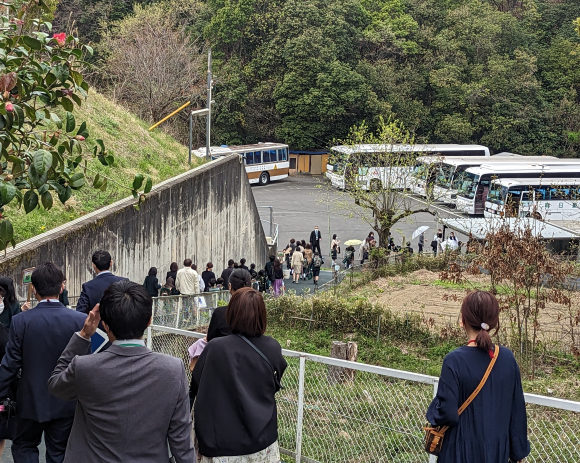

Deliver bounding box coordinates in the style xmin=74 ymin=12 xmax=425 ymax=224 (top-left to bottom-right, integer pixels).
xmin=474 ymin=180 xmax=490 ymax=215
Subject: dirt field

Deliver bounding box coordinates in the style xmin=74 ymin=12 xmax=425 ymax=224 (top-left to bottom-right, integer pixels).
xmin=363 ymin=269 xmax=579 ymax=350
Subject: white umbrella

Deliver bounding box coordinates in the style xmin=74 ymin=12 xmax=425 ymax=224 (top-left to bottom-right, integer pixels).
xmin=412 ymin=226 xmax=429 ymax=240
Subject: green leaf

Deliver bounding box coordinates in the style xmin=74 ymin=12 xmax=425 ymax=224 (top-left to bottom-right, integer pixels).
xmin=41 ymin=190 xmax=53 ymax=210
xmin=12 ymin=104 xmax=24 ymax=128
xmin=65 ymin=112 xmax=75 ymax=133
xmin=29 ymin=163 xmax=48 ymax=188
xmin=77 ymin=121 xmax=89 ymax=138
xmin=45 ymin=72 xmax=56 ymax=87
xmin=33 ymin=150 xmax=53 ymax=177
xmin=0 ymin=181 xmax=16 ymax=206
xmin=61 ymin=97 xmax=73 ymax=112
xmin=80 ymin=81 xmax=89 ymax=92
xmin=52 ymin=65 xmax=69 ymax=84
xmin=0 ymin=219 xmax=14 ymax=246
xmin=70 ymin=70 xmax=83 ymax=87
xmin=92 ymin=173 xmax=103 ymax=189
xmin=99 ymin=178 xmax=108 ymax=191
xmin=69 ymin=172 xmax=85 ymax=189
xmin=22 ymin=36 xmax=41 ymax=50
xmin=58 ymin=185 xmax=72 ymax=204
xmin=133 ymin=174 xmax=144 ymax=190
xmin=50 ymin=113 xmax=62 ymax=129
xmin=144 ymin=176 xmax=153 ymax=194
xmin=84 ymin=45 xmax=93 ymax=56
xmin=98 ymin=155 xmax=108 ymax=166
xmin=105 ymin=155 xmax=114 ymax=166
xmin=23 ymin=190 xmax=39 ymax=213
xmin=71 ymin=93 xmax=82 ymax=107
xmin=96 ymin=139 xmax=105 ymax=153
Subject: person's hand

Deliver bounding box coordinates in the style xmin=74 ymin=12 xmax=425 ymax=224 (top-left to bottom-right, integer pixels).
xmin=79 ymin=304 xmax=101 ymax=339
xmin=21 ymin=301 xmax=31 ymax=312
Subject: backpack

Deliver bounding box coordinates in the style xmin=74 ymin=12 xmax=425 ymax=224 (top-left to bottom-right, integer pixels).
xmin=313 ymin=256 xmax=322 ymax=268
xmin=345 ymin=250 xmax=353 ymax=260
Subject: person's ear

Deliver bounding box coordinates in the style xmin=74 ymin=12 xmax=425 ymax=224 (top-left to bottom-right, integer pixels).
xmin=110 ymin=260 xmax=114 ymax=270
xmin=60 ymin=281 xmax=65 ymax=294
xmin=102 ymin=321 xmax=109 ymax=333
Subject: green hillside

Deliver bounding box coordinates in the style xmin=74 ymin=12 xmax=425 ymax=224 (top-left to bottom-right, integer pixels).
xmin=5 ymin=91 xmax=199 ymax=243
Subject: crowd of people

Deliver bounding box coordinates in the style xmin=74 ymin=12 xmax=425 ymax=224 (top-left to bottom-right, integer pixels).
xmin=0 ymin=243 xmax=529 ymax=463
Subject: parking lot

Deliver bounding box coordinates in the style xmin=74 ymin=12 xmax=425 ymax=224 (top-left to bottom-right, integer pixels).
xmin=252 ymin=175 xmax=469 ymax=254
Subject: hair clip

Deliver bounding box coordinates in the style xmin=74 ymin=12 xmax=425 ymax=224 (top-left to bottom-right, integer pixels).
xmin=480 ymin=323 xmax=489 ymax=331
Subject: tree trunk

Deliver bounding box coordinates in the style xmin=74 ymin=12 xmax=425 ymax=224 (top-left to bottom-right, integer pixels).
xmin=328 ymin=341 xmax=347 ymax=385
xmin=344 ymin=341 xmax=358 ymax=383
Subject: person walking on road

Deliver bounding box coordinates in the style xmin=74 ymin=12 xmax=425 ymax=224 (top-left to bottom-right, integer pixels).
xmin=310 ymin=226 xmax=322 ymax=255
xmin=143 ymin=267 xmax=161 ymax=297
xmin=418 ymin=232 xmax=425 ymax=254
xmin=264 ymin=255 xmax=276 ymax=292
xmin=175 ymin=259 xmax=200 ymax=295
xmin=291 ymin=246 xmax=304 ymax=284
xmin=272 ymin=259 xmax=284 ymax=296
xmin=311 ymin=252 xmax=324 ymax=287
xmin=220 ymin=260 xmax=235 ymax=287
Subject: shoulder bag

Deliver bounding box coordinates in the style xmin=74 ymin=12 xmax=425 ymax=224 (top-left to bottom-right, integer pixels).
xmin=424 ymin=344 xmax=499 ymax=456
xmin=238 ymin=335 xmax=283 ymax=391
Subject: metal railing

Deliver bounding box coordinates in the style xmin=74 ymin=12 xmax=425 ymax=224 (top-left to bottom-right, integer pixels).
xmin=151 ymin=291 xmax=231 ymax=329
xmin=147 ymin=325 xmax=580 ymax=463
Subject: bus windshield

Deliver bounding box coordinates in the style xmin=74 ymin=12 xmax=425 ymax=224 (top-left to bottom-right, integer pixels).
xmin=455 ymin=172 xmax=479 ymax=199
xmin=435 ymin=164 xmax=454 ymax=188
xmin=488 ymin=185 xmax=522 ymax=205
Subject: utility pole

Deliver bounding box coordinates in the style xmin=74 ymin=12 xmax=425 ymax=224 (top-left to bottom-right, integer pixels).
xmin=206 ymin=49 xmax=213 ymax=161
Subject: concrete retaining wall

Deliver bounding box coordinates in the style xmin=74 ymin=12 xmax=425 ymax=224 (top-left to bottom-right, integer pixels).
xmin=0 ymin=155 xmax=270 ymax=300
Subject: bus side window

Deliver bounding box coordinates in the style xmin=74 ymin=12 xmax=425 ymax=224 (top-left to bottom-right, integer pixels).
xmin=253 ymin=151 xmax=262 ymax=164
xmin=270 ymin=150 xmax=278 ymax=162
xmin=278 ymin=148 xmax=287 ymax=161
xmin=245 ymin=152 xmax=253 ymax=165
xmin=263 ymin=150 xmax=270 ymax=163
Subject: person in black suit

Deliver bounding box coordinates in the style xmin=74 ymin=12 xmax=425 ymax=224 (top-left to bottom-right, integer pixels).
xmin=76 ymin=250 xmax=127 ymax=314
xmin=309 ymin=226 xmax=322 ymax=255
xmin=0 ymin=263 xmax=88 ymax=463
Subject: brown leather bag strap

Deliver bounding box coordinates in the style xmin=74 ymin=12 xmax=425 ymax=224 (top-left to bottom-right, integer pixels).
xmin=437 ymin=344 xmax=499 ymax=434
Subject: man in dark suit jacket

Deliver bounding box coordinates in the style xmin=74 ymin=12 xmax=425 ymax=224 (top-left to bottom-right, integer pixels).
xmin=49 ymin=281 xmax=195 ymax=462
xmin=310 ymin=226 xmax=322 ymax=255
xmin=220 ymin=259 xmax=235 ymax=287
xmin=0 ymin=263 xmax=88 ymax=463
xmin=76 ymin=250 xmax=127 ymax=314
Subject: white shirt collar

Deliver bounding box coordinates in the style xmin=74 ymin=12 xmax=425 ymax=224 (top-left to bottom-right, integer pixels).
xmin=98 ymin=270 xmax=112 ymax=276
xmin=112 ymin=339 xmax=146 ymax=347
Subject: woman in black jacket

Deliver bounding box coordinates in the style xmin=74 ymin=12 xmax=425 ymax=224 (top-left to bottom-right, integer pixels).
xmin=201 ymin=262 xmax=216 ymax=293
xmin=0 ymin=277 xmax=21 ymax=331
xmin=166 ymin=262 xmax=178 ymax=285
xmin=191 ymin=287 xmax=287 ymax=461
xmin=143 ymin=267 xmax=161 ymax=297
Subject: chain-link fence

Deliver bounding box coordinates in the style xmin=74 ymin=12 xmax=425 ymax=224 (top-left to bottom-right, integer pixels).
xmin=147 ymin=325 xmax=580 ymax=463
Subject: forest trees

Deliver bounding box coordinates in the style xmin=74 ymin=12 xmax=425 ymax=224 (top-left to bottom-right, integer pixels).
xmin=0 ymin=0 xmax=149 ymax=250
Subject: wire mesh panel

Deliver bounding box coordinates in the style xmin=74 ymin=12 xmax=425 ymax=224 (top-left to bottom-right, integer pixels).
xmin=277 ymin=356 xmax=301 ymax=459
xmin=526 ymin=404 xmax=580 ymax=463
xmin=152 ymin=291 xmax=230 ymax=330
xmin=298 ymin=360 xmax=433 ymax=463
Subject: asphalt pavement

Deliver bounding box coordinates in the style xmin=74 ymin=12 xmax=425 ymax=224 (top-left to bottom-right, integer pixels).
xmin=252 ymin=175 xmax=469 ymax=254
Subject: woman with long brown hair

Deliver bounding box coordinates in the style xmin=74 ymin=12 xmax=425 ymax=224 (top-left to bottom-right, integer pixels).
xmin=426 ymin=290 xmax=529 ymax=462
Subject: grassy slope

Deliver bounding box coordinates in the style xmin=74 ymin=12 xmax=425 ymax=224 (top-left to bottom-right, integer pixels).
xmin=5 ymin=91 xmax=200 ymax=242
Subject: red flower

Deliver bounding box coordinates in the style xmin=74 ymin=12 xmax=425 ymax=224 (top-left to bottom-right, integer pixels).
xmin=5 ymin=102 xmax=13 ymax=112
xmin=52 ymin=33 xmax=66 ymax=47
xmin=75 ymin=135 xmax=85 ymax=141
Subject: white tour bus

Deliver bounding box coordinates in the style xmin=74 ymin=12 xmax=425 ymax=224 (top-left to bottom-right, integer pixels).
xmin=455 ymin=163 xmax=580 ymax=215
xmin=412 ymin=154 xmax=568 ymax=204
xmin=484 ymin=177 xmax=580 ymax=221
xmin=411 ymin=153 xmax=524 ymax=199
xmin=193 ymin=143 xmax=289 ymax=185
xmin=325 ymin=144 xmax=490 ymax=190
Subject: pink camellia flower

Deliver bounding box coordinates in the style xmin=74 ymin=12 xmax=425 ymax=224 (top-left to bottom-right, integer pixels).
xmin=52 ymin=33 xmax=66 ymax=47
xmin=75 ymin=135 xmax=85 ymax=141
xmin=5 ymin=102 xmax=13 ymax=112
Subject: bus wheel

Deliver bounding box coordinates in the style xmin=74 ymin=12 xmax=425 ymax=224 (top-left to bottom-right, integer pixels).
xmin=259 ymin=172 xmax=270 ymax=185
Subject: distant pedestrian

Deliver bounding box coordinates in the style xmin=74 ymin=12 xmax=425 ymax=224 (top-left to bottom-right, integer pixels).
xmin=331 ymin=234 xmax=341 ymax=255
xmin=426 ymin=291 xmax=529 ymax=462
xmin=216 ymin=278 xmax=225 ymax=290
xmin=190 ymin=288 xmax=286 ymax=462
xmin=418 ymin=232 xmax=424 ymax=254
xmin=264 ymin=255 xmax=276 ymax=291
xmin=343 ymin=245 xmax=355 ymax=268
xmin=283 ymin=239 xmax=296 ymax=269
xmin=272 ymin=258 xmax=284 ymax=296
xmin=437 ymin=230 xmax=444 ymax=255
xmin=291 ymin=246 xmax=304 ymax=283
xmin=143 ymin=267 xmax=161 ymax=297
xmin=0 ymin=277 xmax=22 ymax=330
xmin=202 ymin=263 xmax=216 ymax=293
xmin=175 ymin=259 xmax=200 ymax=295
xmin=359 ymin=238 xmax=370 ymax=264
xmin=310 ymin=226 xmax=322 ymax=255
xmin=220 ymin=259 xmax=235 ymax=287
xmin=191 ymin=264 xmax=205 ymax=292
xmin=303 ymin=244 xmax=313 ymax=280
xmin=312 ymin=252 xmax=324 ymax=287
xmin=166 ymin=262 xmax=178 ymax=286
xmin=76 ymin=250 xmax=127 ymax=314
xmin=403 ymin=242 xmax=413 ymax=254
xmin=239 ymin=258 xmax=249 ymax=271
xmin=59 ymin=276 xmax=70 ymax=308
xmin=331 ymin=244 xmax=338 ymax=269
xmin=249 ymin=263 xmax=258 ymax=279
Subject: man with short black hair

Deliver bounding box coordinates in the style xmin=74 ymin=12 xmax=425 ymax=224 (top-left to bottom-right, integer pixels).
xmin=0 ymin=263 xmax=87 ymax=463
xmin=49 ymin=281 xmax=195 ymax=462
xmin=310 ymin=226 xmax=322 ymax=255
xmin=239 ymin=258 xmax=249 ymax=271
xmin=175 ymin=259 xmax=199 ymax=295
xmin=76 ymin=250 xmax=127 ymax=314
xmin=220 ymin=259 xmax=235 ymax=287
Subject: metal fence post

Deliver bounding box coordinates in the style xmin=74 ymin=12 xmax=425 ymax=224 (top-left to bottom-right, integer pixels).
xmin=146 ymin=325 xmax=152 ymax=349
xmin=176 ymin=297 xmax=182 ymax=329
xmin=377 ymin=315 xmax=381 ymax=342
xmin=295 ymin=356 xmax=306 ymax=463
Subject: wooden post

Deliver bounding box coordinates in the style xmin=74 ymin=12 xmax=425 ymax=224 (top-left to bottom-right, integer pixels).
xmin=345 ymin=341 xmax=358 ymax=383
xmin=327 ymin=341 xmax=358 ymax=385
xmin=327 ymin=341 xmax=347 ymax=385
